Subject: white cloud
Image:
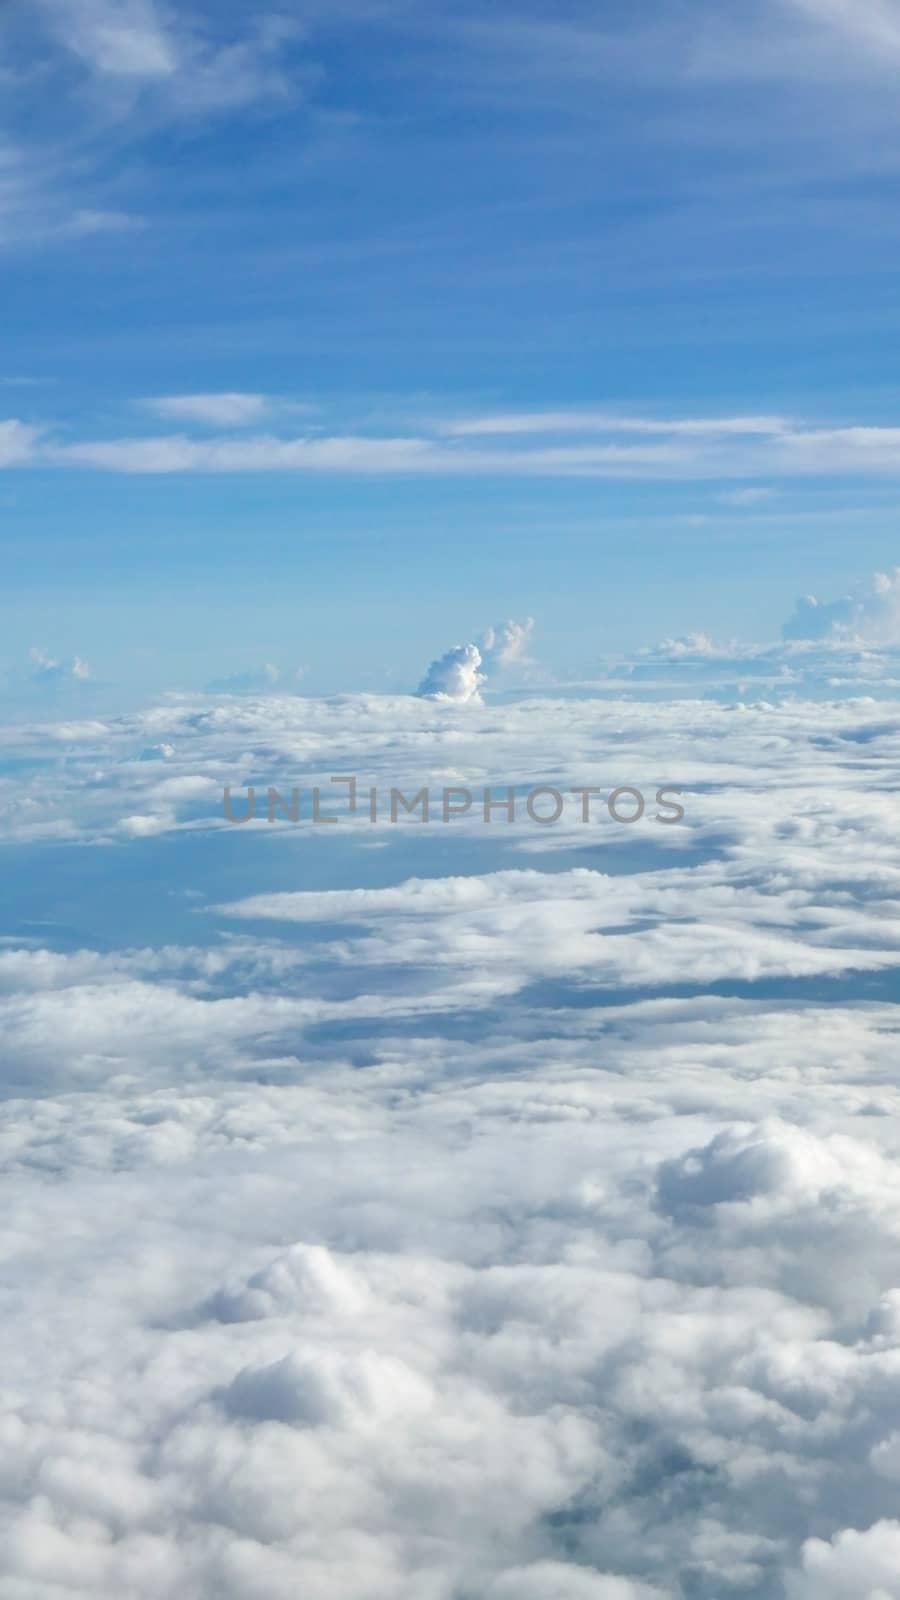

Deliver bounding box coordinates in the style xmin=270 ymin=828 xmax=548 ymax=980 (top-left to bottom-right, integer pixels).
xmin=145 ymin=392 xmax=269 ymax=426
xmin=27 ymin=647 xmax=92 ymax=684
xmin=0 ymin=419 xmax=42 ymax=466
xmin=16 ymin=409 xmax=900 ymax=482
xmin=417 ymin=618 xmax=535 ymax=702
xmin=480 ymin=616 xmax=535 ymax=670
xmin=118 ymin=810 xmax=172 ymax=836
xmin=645 ymin=630 xmax=736 ymax=659
xmin=416 ymin=641 xmax=486 ymax=703
xmin=442 ymin=411 xmax=792 ymax=438
xmin=34 ymin=0 xmax=302 ymax=113
xmin=37 ymin=0 xmax=180 ymax=79
xmin=49 ymin=432 xmax=450 ymax=475
xmin=787 ymin=0 xmax=900 ymax=62
xmin=0 ymin=6 xmax=307 ymax=251
xmin=783 ymin=566 xmax=900 ymax=643
xmin=460 ymin=0 xmax=900 ymax=96
xmin=788 ymin=1519 xmax=900 ymax=1597
xmin=6 ymin=687 xmax=900 ymax=1593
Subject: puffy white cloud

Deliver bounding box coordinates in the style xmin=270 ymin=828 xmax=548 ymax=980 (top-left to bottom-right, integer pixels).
xmin=788 ymin=1519 xmax=900 ymax=1597
xmin=647 ymin=630 xmax=743 ymax=660
xmin=480 ymin=616 xmax=536 ymax=669
xmin=416 ymin=640 xmax=486 ymax=703
xmin=783 ymin=566 xmax=900 ymax=643
xmin=417 ymin=619 xmax=535 ymax=701
xmin=656 ymin=1121 xmax=850 ymax=1215
xmin=4 ymin=687 xmax=900 ymax=1594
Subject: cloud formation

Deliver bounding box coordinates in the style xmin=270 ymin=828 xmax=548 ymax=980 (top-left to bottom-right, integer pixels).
xmin=416 ymin=640 xmax=485 ymax=703
xmin=34 ymin=0 xmax=301 ymax=111
xmin=417 ymin=619 xmax=536 ymax=702
xmin=787 ymin=0 xmax=900 ymax=62
xmin=145 ymin=393 xmax=269 ymax=426
xmin=28 ymin=647 xmax=91 ymax=683
xmin=4 ymin=406 xmax=900 ymax=482
xmin=480 ymin=616 xmax=535 ymax=670
xmin=4 ymin=686 xmax=900 ymax=1592
xmin=783 ymin=566 xmax=900 ymax=643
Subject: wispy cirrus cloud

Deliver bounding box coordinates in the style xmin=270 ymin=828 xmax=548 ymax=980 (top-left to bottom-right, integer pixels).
xmin=786 ymin=0 xmax=900 ymax=61
xmin=0 ymin=135 xmax=142 ymax=250
xmin=32 ymin=0 xmax=303 ymax=110
xmin=143 ymin=392 xmax=269 ymax=426
xmin=718 ymin=485 xmax=776 ymax=506
xmin=416 ymin=618 xmax=536 ymax=704
xmin=36 ymin=0 xmax=180 ymax=79
xmin=459 ymin=0 xmax=900 ymax=93
xmin=0 ymin=3 xmax=310 ymax=250
xmin=62 ymin=435 xmax=697 ymax=476
xmin=440 ymin=411 xmax=792 ymax=439
xmin=5 ymin=403 xmax=900 ymax=481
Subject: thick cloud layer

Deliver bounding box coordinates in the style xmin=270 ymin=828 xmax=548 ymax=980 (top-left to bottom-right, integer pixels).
xmin=4 ymin=688 xmax=900 ymax=1596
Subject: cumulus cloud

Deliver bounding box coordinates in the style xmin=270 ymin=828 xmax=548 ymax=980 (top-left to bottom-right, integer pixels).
xmin=480 ymin=616 xmax=536 ymax=670
xmin=783 ymin=565 xmax=900 ymax=643
xmin=417 ymin=619 xmax=535 ymax=702
xmin=788 ymin=1519 xmax=900 ymax=1597
xmin=622 ymin=565 xmax=900 ymax=701
xmin=647 ymin=568 xmax=900 ymax=659
xmin=5 ymin=687 xmax=900 ymax=1594
xmin=27 ymin=647 xmax=92 ymax=683
xmin=416 ymin=641 xmax=487 ymax=703
xmin=648 ymin=630 xmax=738 ymax=659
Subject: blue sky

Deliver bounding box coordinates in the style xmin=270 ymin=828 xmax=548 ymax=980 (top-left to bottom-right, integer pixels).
xmin=4 ymin=0 xmax=900 ymax=700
